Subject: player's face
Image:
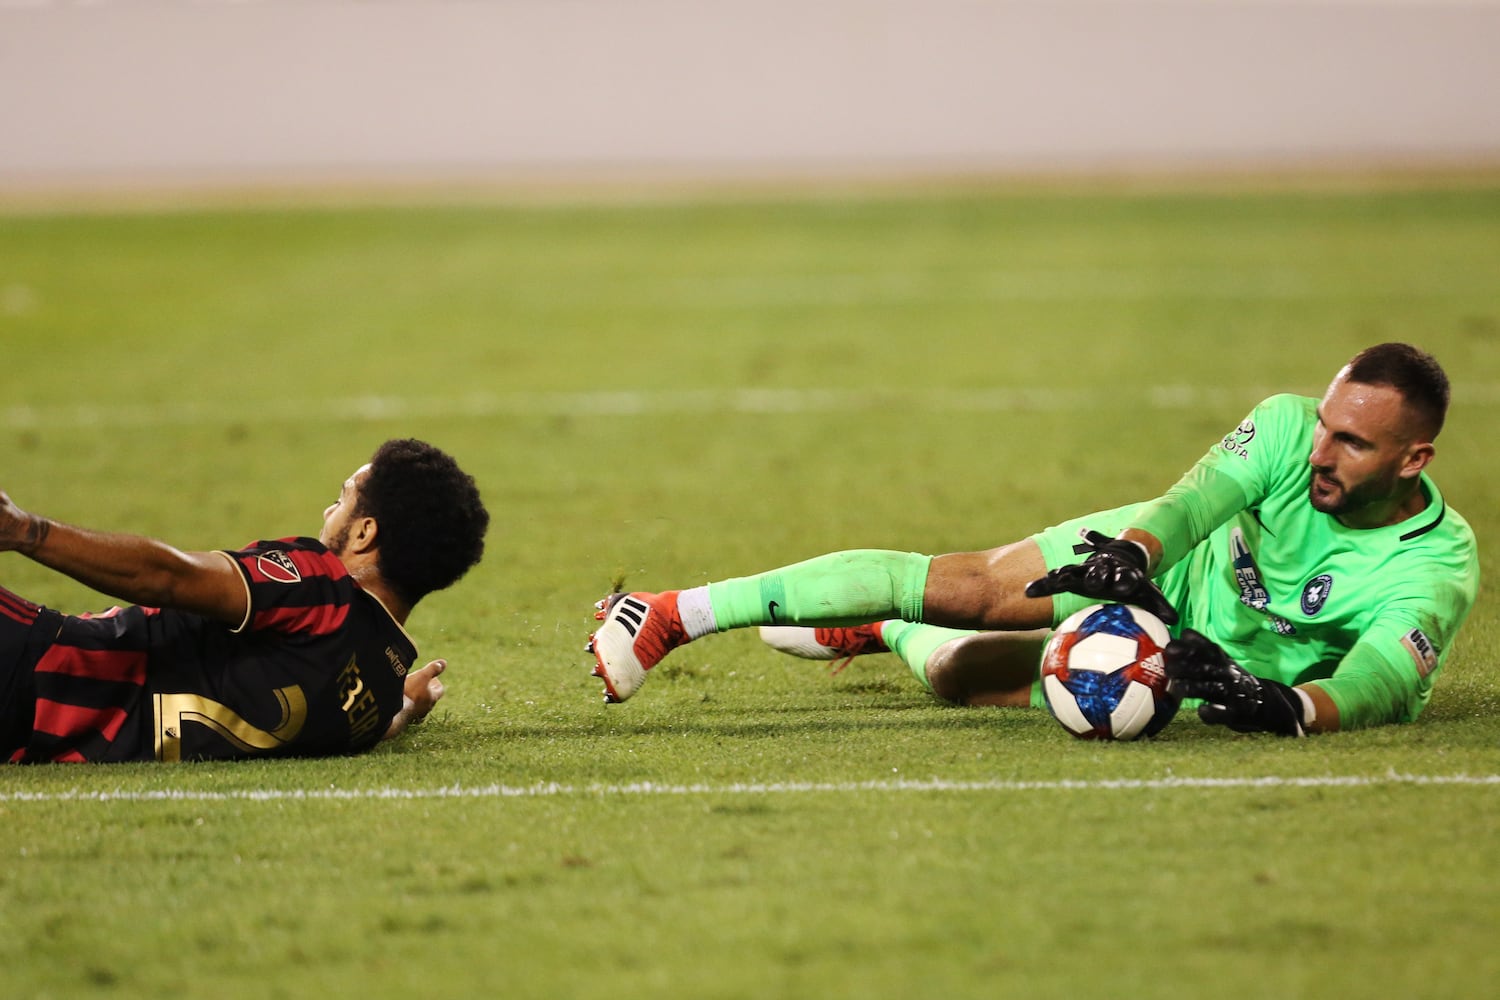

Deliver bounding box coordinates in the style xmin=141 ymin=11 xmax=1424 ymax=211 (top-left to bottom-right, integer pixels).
xmin=320 ymin=463 xmax=372 ymax=555
xmin=1307 ymin=377 xmax=1426 ymax=525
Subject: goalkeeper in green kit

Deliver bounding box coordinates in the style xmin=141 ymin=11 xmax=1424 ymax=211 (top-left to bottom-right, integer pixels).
xmin=587 ymin=343 xmax=1478 ymax=735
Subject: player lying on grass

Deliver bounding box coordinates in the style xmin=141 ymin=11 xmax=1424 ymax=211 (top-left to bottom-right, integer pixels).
xmin=0 ymin=439 xmax=489 ymax=762
xmin=589 ymin=343 xmax=1478 ymax=735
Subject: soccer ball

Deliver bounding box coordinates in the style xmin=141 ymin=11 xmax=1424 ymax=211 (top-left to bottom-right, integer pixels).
xmin=1040 ymin=603 xmax=1178 ymax=741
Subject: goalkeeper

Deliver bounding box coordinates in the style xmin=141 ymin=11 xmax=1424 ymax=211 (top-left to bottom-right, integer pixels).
xmin=587 ymin=342 xmax=1478 ymax=735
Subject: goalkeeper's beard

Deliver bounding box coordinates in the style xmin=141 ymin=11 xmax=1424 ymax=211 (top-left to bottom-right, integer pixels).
xmin=1307 ymin=465 xmax=1400 ymax=518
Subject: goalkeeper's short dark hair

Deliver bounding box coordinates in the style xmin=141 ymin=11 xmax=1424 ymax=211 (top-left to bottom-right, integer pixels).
xmin=1344 ymin=342 xmax=1450 ymax=440
xmin=358 ymin=438 xmax=489 ymax=607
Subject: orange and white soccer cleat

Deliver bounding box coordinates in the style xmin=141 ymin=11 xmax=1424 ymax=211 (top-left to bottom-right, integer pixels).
xmin=586 ymin=591 xmax=687 ymax=703
xmin=758 ymin=623 xmax=889 ymax=674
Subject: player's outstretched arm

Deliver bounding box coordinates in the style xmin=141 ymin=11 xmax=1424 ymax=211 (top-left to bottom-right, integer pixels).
xmin=0 ymin=489 xmax=249 ymax=624
xmin=383 ymin=659 xmax=447 ymax=741
xmin=1024 ymin=529 xmax=1180 ymax=624
xmin=1163 ymin=628 xmax=1312 ymax=736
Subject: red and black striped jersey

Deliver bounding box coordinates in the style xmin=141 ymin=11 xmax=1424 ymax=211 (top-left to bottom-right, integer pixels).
xmin=13 ymin=537 xmax=414 ymax=763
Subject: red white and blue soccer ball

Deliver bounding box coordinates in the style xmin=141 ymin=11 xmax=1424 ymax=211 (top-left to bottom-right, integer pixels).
xmin=1040 ymin=603 xmax=1179 ymax=741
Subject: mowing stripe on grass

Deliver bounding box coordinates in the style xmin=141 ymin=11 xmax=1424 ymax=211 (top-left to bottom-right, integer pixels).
xmin=4 ymin=772 xmax=1498 ymax=804
xmin=7 ymin=383 xmax=1500 ymax=431
xmin=0 ymin=387 xmax=1278 ymax=430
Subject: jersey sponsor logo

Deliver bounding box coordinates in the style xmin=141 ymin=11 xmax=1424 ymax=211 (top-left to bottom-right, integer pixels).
xmin=1300 ymin=574 xmax=1333 ymax=616
xmin=1401 ymin=628 xmax=1439 ymax=677
xmin=385 ymin=646 xmax=409 ymax=678
xmin=256 ymin=550 xmax=302 ymax=584
xmin=1221 ymin=418 xmax=1256 ymax=459
xmin=1229 ymin=528 xmax=1296 ymax=636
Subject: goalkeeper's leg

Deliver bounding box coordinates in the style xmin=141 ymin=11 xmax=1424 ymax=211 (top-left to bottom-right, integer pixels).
xmin=588 ymin=541 xmax=1056 ymax=703
xmin=760 ymin=617 xmax=1044 ymax=707
xmin=588 ymin=549 xmax=932 ymax=703
xmin=883 ymin=621 xmax=1045 ymax=706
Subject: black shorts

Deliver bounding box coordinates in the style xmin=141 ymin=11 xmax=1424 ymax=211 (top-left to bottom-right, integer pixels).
xmin=1 ymin=586 xmax=63 ymax=760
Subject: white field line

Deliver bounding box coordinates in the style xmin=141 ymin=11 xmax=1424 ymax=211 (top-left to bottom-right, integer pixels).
xmin=6 ymin=1 xmax=1497 ymax=12
xmin=3 ymin=771 xmax=1498 ymax=804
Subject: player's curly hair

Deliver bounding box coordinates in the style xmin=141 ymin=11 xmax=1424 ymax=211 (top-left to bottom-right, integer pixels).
xmin=1344 ymin=342 xmax=1450 ymax=440
xmin=357 ymin=438 xmax=489 ymax=607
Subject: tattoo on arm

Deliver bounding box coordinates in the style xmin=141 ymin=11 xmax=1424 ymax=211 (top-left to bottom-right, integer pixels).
xmin=19 ymin=516 xmax=51 ymax=555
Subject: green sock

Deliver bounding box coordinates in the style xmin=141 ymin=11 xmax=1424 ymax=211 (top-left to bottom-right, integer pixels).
xmin=880 ymin=620 xmax=982 ymax=693
xmin=706 ymin=549 xmax=930 ymax=630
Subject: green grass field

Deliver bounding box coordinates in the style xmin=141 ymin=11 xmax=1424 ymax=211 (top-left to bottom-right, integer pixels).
xmin=1 ymin=178 xmax=1498 ymax=999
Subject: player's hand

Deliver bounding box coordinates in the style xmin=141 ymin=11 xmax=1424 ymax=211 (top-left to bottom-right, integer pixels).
xmin=1163 ymin=629 xmax=1306 ymax=736
xmin=382 ymin=658 xmax=447 ymax=741
xmin=1024 ymin=530 xmax=1179 ymax=624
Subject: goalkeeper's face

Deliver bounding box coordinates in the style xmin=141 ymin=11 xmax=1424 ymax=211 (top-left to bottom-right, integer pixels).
xmin=1308 ymin=376 xmax=1434 ymax=527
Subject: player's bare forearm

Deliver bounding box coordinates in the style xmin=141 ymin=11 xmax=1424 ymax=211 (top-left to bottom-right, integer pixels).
xmin=0 ymin=490 xmax=247 ymax=623
xmin=1299 ymin=682 xmax=1342 ymax=732
xmin=1116 ymin=528 xmax=1164 ymax=574
xmin=0 ymin=489 xmax=52 ymax=554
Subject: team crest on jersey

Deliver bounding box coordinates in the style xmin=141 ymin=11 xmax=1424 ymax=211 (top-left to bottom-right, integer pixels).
xmin=1401 ymin=628 xmax=1439 ymax=677
xmin=1221 ymin=418 xmax=1256 ymax=459
xmin=256 ymin=550 xmax=302 ymax=584
xmin=1300 ymin=574 xmax=1333 ymax=616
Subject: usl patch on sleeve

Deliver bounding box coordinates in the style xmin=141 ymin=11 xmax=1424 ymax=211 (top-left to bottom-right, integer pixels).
xmin=1401 ymin=628 xmax=1439 ymax=677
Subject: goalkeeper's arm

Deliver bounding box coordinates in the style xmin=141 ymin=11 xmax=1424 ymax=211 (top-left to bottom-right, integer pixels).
xmin=1025 ymin=459 xmax=1254 ymax=626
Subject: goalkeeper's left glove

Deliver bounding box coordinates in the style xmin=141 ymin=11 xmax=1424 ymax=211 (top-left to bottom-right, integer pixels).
xmin=1024 ymin=530 xmax=1179 ymax=625
xmin=1163 ymin=628 xmax=1309 ymax=737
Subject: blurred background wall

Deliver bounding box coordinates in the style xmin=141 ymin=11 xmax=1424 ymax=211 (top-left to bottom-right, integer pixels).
xmin=2 ymin=0 xmax=1498 ymax=192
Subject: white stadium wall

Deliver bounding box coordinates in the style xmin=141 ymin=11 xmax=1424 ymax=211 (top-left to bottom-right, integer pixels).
xmin=1 ymin=0 xmax=1498 ymax=191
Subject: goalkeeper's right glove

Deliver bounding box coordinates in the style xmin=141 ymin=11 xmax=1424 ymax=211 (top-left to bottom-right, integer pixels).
xmin=1024 ymin=530 xmax=1179 ymax=625
xmin=1163 ymin=628 xmax=1308 ymax=737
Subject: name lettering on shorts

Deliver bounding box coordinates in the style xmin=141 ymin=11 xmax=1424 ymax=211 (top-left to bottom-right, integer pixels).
xmin=337 ymin=655 xmax=382 ymax=742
